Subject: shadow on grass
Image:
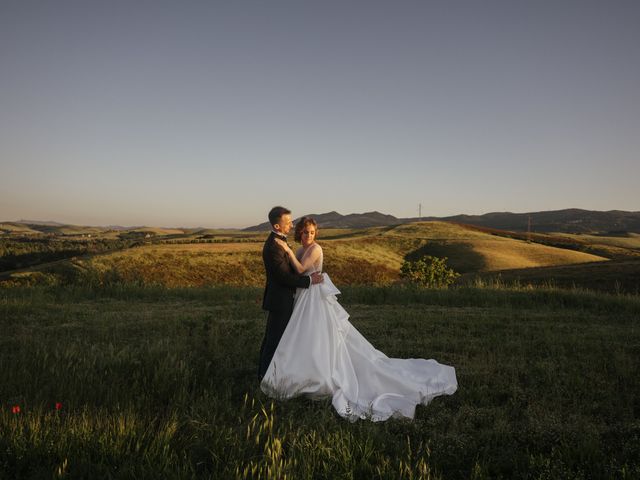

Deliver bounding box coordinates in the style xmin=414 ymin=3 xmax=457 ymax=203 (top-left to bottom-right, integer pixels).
xmin=405 ymin=242 xmax=486 ymax=274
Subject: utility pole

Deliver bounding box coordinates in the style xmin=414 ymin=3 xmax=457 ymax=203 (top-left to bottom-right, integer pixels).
xmin=527 ymin=215 xmax=532 ymax=242
xmin=418 ymin=203 xmax=422 ymax=221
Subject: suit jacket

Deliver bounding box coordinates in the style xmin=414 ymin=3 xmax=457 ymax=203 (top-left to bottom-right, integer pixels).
xmin=262 ymin=232 xmax=311 ymax=312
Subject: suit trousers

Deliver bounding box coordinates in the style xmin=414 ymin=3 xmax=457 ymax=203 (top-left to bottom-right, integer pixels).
xmin=258 ymin=307 xmax=293 ymax=380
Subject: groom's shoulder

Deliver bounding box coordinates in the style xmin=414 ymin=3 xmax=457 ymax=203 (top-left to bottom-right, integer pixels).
xmin=263 ymin=234 xmax=277 ymax=252
xmin=263 ymin=232 xmax=275 ymax=244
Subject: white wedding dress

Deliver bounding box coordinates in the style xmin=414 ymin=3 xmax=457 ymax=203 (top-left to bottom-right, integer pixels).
xmin=260 ymin=246 xmax=458 ymax=422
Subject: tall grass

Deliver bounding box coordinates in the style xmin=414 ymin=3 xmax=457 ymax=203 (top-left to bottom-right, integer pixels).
xmin=1 ymin=284 xmax=639 ymax=478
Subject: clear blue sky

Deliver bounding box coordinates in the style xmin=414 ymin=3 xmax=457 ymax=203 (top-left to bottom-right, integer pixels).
xmin=1 ymin=0 xmax=638 ymax=228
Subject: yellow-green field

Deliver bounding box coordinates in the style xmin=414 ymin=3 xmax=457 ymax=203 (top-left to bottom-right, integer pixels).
xmin=554 ymin=232 xmax=640 ymax=250
xmin=2 ymin=221 xmax=610 ymax=288
xmin=0 ymin=223 xmax=44 ymax=235
xmin=5 ymin=221 xmax=640 ymax=293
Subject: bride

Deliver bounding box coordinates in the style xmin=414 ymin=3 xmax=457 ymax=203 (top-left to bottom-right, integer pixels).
xmin=260 ymin=217 xmax=458 ymax=422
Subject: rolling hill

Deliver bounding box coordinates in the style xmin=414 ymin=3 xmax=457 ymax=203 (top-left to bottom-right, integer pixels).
xmin=2 ymin=221 xmax=610 ymax=288
xmin=430 ymin=208 xmax=640 ymax=233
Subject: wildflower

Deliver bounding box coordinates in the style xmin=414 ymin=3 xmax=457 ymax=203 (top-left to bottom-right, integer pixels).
xmin=11 ymin=405 xmax=20 ymax=414
xmin=55 ymin=402 xmax=62 ymax=411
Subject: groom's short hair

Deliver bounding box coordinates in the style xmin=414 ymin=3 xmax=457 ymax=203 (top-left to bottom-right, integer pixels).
xmin=268 ymin=206 xmax=291 ymax=227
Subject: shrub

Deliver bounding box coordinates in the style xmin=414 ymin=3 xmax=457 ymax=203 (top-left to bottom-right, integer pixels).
xmin=400 ymin=255 xmax=459 ymax=288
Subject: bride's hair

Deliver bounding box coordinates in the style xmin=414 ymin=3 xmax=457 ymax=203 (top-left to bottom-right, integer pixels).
xmin=294 ymin=217 xmax=318 ymax=242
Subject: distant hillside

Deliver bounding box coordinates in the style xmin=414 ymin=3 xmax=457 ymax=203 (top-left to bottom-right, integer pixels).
xmin=4 ymin=208 xmax=640 ymax=235
xmin=0 ymin=221 xmax=105 ymax=235
xmin=433 ymin=209 xmax=640 ymax=234
xmin=244 ymin=211 xmax=400 ymax=231
xmin=0 ymin=223 xmax=43 ymax=235
xmin=0 ymin=222 xmax=188 ymax=237
xmin=245 ymin=208 xmax=640 ymax=233
xmin=16 ymin=219 xmax=68 ymax=227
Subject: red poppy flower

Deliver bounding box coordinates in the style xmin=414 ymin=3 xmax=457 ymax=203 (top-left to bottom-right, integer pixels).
xmin=11 ymin=405 xmax=20 ymax=414
xmin=55 ymin=402 xmax=62 ymax=411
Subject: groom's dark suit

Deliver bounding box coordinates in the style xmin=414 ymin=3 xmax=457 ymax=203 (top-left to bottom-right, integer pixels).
xmin=258 ymin=232 xmax=311 ymax=380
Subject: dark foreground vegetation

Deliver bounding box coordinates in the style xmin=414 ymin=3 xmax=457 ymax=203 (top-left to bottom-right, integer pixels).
xmin=1 ymin=284 xmax=639 ymax=479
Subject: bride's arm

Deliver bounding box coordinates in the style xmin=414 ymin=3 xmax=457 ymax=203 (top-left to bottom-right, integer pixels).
xmin=276 ymin=240 xmax=321 ymax=274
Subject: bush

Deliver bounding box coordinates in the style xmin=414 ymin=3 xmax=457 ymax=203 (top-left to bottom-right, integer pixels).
xmin=400 ymin=255 xmax=459 ymax=288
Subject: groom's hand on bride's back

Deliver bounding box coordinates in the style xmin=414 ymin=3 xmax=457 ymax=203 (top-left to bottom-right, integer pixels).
xmin=310 ymin=272 xmax=324 ymax=284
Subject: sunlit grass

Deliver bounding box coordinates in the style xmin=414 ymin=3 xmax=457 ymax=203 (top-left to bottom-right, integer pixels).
xmin=555 ymin=232 xmax=640 ymax=250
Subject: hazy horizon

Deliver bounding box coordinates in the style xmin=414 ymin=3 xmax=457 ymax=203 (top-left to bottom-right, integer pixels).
xmin=2 ymin=1 xmax=639 ymax=228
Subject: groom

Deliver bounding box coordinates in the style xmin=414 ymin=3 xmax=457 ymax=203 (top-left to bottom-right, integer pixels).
xmin=258 ymin=206 xmax=324 ymax=381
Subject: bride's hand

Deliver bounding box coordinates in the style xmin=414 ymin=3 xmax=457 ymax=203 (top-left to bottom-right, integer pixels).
xmin=274 ymin=238 xmax=291 ymax=254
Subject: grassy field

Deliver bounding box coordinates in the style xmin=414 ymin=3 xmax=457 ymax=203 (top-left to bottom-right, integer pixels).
xmin=464 ymin=259 xmax=640 ymax=295
xmin=554 ymin=233 xmax=640 ymax=252
xmin=1 ymin=284 xmax=639 ymax=479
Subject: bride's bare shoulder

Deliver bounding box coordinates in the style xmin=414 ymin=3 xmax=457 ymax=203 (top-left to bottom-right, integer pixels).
xmin=297 ymin=242 xmax=322 ymax=260
xmin=309 ymin=242 xmax=323 ymax=254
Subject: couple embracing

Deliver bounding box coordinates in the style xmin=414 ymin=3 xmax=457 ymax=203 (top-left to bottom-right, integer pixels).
xmin=258 ymin=206 xmax=457 ymax=422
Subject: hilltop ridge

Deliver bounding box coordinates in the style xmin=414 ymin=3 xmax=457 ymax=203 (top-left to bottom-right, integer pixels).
xmin=244 ymin=208 xmax=640 ymax=233
xmin=4 ymin=208 xmax=640 ymax=235
xmin=243 ymin=210 xmax=398 ymax=231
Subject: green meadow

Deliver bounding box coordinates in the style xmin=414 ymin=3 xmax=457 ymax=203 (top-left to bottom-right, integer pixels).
xmin=2 ymin=284 xmax=639 ymax=479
